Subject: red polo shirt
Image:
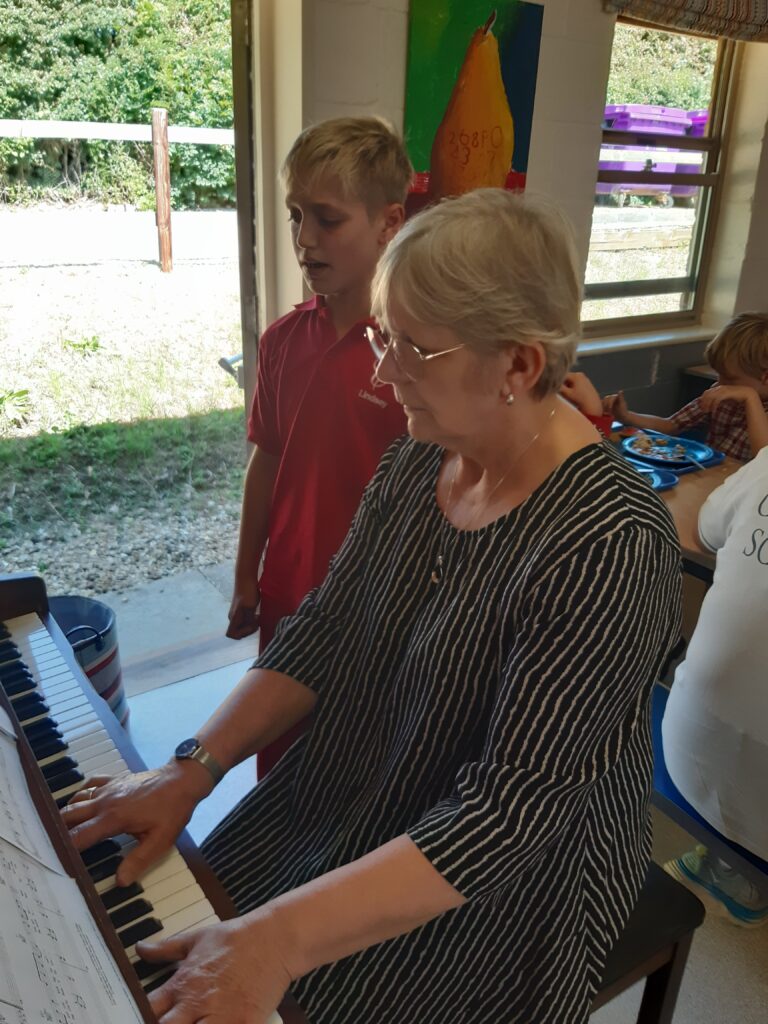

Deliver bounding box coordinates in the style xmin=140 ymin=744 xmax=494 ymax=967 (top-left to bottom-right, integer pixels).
xmin=248 ymin=296 xmax=406 ymax=634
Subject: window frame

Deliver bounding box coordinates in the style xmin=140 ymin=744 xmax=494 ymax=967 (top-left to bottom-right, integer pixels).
xmin=582 ymin=19 xmax=741 ymax=337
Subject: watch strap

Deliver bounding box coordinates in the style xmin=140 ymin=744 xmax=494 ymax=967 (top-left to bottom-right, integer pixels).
xmin=175 ymin=739 xmax=225 ymax=785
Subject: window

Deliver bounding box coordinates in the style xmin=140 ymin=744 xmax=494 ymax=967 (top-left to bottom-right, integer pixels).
xmin=582 ymin=20 xmax=738 ymax=331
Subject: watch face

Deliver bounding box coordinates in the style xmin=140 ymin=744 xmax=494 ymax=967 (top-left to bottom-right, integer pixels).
xmin=175 ymin=738 xmax=199 ymax=758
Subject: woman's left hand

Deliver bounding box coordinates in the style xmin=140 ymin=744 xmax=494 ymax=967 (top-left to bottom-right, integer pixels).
xmin=138 ymin=913 xmax=293 ymax=1024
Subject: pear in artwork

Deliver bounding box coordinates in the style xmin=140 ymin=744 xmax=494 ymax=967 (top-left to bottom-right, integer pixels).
xmin=428 ymin=11 xmax=515 ymax=201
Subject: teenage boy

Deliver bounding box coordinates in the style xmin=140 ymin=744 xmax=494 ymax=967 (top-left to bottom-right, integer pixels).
xmin=227 ymin=117 xmax=411 ymax=776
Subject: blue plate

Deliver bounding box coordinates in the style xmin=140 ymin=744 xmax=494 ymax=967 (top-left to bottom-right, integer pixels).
xmin=625 ymin=458 xmax=678 ymax=492
xmin=622 ymin=430 xmax=714 ymax=468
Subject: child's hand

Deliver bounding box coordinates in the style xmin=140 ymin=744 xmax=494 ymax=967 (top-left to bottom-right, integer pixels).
xmin=560 ymin=372 xmax=603 ymax=417
xmin=699 ymin=384 xmax=756 ymax=413
xmin=227 ymin=584 xmax=260 ymax=639
xmin=602 ymin=390 xmax=629 ymax=422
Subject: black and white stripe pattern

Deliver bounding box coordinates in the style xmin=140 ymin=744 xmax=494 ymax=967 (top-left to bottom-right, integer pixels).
xmin=203 ymin=439 xmax=681 ymax=1024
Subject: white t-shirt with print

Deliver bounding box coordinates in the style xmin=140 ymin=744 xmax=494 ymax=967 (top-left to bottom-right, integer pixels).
xmin=662 ymin=446 xmax=768 ymax=859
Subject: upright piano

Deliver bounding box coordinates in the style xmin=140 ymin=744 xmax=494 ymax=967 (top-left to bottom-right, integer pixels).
xmin=0 ymin=571 xmax=305 ymax=1024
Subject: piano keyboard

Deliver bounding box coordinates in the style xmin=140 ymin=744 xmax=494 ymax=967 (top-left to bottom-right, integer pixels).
xmin=0 ymin=611 xmax=218 ymax=994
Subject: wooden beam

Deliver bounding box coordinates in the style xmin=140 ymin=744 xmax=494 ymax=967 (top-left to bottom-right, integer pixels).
xmin=151 ymin=108 xmax=173 ymax=273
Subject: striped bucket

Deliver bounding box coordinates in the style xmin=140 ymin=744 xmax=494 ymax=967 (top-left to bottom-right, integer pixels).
xmin=49 ymin=595 xmax=129 ymax=727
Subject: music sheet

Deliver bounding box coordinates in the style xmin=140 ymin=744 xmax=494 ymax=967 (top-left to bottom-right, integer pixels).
xmin=0 ymin=704 xmax=14 ymax=739
xmin=0 ymin=837 xmax=145 ymax=1024
xmin=0 ymin=732 xmax=63 ymax=875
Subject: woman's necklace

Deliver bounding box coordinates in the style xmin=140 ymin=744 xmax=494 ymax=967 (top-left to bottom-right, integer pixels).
xmin=430 ymin=405 xmax=557 ymax=585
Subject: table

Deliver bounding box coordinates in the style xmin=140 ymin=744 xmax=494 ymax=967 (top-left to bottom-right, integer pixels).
xmin=660 ymin=456 xmax=742 ymax=578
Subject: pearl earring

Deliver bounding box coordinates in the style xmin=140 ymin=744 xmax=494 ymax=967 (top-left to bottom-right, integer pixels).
xmin=505 ymin=393 xmax=515 ymax=406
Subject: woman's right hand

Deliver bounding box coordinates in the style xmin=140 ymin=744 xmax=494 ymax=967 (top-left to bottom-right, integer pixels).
xmin=60 ymin=762 xmax=211 ymax=886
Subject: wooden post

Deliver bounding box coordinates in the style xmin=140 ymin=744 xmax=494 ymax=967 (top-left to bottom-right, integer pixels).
xmin=151 ymin=107 xmax=172 ymax=272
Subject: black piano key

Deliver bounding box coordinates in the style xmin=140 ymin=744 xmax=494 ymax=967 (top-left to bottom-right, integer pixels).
xmin=101 ymin=882 xmax=144 ymax=911
xmin=46 ymin=767 xmax=85 ymax=793
xmin=12 ymin=693 xmax=48 ymax=716
xmin=41 ymin=756 xmax=78 ymax=780
xmin=118 ymin=918 xmax=163 ymax=949
xmin=118 ymin=917 xmax=162 ymax=946
xmin=3 ymin=675 xmax=35 ymax=697
xmin=30 ymin=735 xmax=68 ymax=760
xmin=81 ymin=839 xmax=122 ymax=867
xmin=87 ymin=854 xmax=123 ymax=883
xmin=0 ymin=623 xmax=10 ymax=639
xmin=109 ymin=898 xmax=153 ymax=930
xmin=134 ymin=957 xmax=174 ymax=981
xmin=0 ymin=639 xmax=20 ymax=662
xmin=0 ymin=663 xmax=34 ymax=684
xmin=24 ymin=719 xmax=61 ymax=742
xmin=143 ymin=969 xmax=176 ymax=994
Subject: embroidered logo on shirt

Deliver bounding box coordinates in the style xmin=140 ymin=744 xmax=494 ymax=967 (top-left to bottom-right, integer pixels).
xmin=358 ymin=389 xmax=388 ymax=409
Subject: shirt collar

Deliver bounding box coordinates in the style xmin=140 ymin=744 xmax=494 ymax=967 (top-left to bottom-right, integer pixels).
xmin=293 ymin=294 xmax=375 ymax=330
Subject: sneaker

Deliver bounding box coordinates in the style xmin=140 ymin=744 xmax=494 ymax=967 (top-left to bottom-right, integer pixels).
xmin=664 ymin=846 xmax=768 ymax=928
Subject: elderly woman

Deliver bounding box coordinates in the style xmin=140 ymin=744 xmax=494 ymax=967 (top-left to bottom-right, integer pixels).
xmin=63 ymin=189 xmax=681 ymax=1024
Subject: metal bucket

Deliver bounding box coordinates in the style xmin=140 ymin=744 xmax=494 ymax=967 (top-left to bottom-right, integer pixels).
xmin=49 ymin=595 xmax=129 ymax=727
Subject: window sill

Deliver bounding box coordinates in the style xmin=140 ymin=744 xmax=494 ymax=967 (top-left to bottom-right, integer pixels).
xmin=577 ymin=324 xmax=714 ymax=358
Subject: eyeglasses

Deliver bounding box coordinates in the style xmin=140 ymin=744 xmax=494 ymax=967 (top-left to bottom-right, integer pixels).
xmin=365 ymin=326 xmax=466 ymax=381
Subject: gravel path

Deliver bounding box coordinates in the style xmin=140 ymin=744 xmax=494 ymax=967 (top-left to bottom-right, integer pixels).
xmin=8 ymin=500 xmax=241 ymax=598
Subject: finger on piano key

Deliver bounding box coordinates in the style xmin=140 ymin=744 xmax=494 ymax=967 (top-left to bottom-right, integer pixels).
xmin=96 ymin=845 xmax=191 ymax=896
xmin=126 ymin=907 xmax=218 ymax=962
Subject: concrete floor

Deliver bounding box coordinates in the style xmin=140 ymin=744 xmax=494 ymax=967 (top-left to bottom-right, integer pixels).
xmin=107 ymin=565 xmax=768 ymax=1023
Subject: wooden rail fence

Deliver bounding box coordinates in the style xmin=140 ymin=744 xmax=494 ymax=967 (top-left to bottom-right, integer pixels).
xmin=0 ymin=113 xmax=235 ymax=272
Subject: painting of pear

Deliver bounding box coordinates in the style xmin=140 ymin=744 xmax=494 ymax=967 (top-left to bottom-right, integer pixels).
xmin=428 ymin=11 xmax=514 ymax=200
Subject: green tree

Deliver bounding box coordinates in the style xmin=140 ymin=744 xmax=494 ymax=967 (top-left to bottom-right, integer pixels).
xmin=607 ymin=23 xmax=718 ymax=112
xmin=0 ymin=0 xmax=234 ymax=207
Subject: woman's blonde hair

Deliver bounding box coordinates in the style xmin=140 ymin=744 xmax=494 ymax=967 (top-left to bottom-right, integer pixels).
xmin=706 ymin=313 xmax=768 ymax=379
xmin=280 ymin=117 xmax=413 ymax=212
xmin=371 ymin=189 xmax=581 ymax=397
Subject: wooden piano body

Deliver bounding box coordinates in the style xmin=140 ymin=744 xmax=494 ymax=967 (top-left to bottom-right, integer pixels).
xmin=0 ymin=571 xmax=305 ymax=1024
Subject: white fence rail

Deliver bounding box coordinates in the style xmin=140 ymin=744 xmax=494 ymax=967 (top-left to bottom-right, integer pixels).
xmin=0 ymin=119 xmax=233 ymax=146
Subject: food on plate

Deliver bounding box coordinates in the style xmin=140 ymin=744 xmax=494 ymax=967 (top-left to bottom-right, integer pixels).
xmin=629 ymin=433 xmax=691 ymax=462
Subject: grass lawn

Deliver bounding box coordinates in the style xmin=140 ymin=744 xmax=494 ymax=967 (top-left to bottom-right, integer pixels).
xmin=0 ymin=409 xmax=248 ymax=553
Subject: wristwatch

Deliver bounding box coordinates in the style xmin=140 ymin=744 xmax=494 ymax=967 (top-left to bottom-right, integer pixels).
xmin=174 ymin=737 xmax=225 ymax=785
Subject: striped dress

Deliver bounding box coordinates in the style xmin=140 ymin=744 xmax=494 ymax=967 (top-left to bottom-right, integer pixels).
xmin=202 ymin=438 xmax=681 ymax=1024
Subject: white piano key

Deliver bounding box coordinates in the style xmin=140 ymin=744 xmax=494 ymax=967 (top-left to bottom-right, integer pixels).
xmin=6 ymin=609 xmax=224 ymax=988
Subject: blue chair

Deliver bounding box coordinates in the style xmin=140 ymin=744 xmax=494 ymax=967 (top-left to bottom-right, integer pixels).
xmin=651 ymin=683 xmax=768 ymax=886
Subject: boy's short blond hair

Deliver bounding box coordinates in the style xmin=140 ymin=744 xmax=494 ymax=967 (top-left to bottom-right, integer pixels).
xmin=371 ymin=189 xmax=581 ymax=398
xmin=706 ymin=313 xmax=768 ymax=379
xmin=280 ymin=117 xmax=413 ymax=213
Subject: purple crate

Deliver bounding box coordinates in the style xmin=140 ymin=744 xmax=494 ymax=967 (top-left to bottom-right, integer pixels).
xmin=604 ymin=103 xmax=691 ymax=135
xmin=688 ymin=110 xmax=709 ymax=137
xmin=599 ymin=104 xmax=690 ymax=205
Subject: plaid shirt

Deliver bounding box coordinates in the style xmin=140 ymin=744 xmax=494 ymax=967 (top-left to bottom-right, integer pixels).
xmin=670 ymin=396 xmax=768 ymax=462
